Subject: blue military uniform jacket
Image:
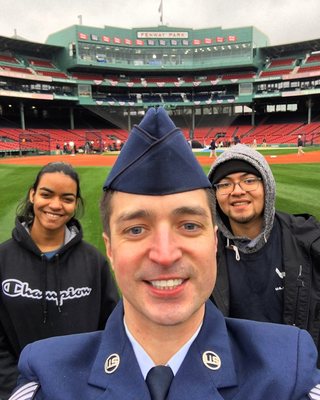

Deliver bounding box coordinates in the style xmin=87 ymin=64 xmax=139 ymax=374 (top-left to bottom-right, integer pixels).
xmin=10 ymin=301 xmax=320 ymax=400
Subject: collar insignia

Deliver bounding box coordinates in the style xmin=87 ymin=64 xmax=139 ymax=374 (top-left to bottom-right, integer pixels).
xmin=105 ymin=353 xmax=120 ymax=374
xmin=202 ymin=350 xmax=221 ymax=370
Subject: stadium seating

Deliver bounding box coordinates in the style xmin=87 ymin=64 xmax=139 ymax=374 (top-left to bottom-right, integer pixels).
xmin=221 ymin=71 xmax=256 ymax=80
xmin=259 ymin=69 xmax=294 ymax=77
xmin=0 ymin=126 xmax=129 ymax=154
xmin=0 ymin=65 xmax=33 ymax=74
xmin=0 ymin=54 xmax=20 ymax=64
xmin=72 ymin=72 xmax=105 ymax=81
xmin=1 ymin=119 xmax=320 ymax=152
xmin=305 ymin=54 xmax=320 ymax=64
xmin=28 ymin=58 xmax=56 ymax=68
xmin=1 ymin=24 xmax=320 ymax=156
xmin=268 ymin=58 xmax=296 ymax=67
xmin=34 ymin=70 xmax=69 ymax=79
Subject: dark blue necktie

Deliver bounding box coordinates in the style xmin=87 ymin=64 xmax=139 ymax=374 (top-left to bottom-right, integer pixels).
xmin=146 ymin=365 xmax=174 ymax=400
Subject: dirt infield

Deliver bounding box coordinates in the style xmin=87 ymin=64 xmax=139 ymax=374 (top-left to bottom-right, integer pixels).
xmin=199 ymin=150 xmax=320 ymax=166
xmin=0 ymin=150 xmax=319 ymax=167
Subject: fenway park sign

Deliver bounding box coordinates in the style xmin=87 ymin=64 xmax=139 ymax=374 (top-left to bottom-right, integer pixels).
xmin=137 ymin=31 xmax=189 ymax=39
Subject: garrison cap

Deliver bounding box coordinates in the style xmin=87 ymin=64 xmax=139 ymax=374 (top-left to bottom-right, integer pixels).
xmin=103 ymin=107 xmax=211 ymax=194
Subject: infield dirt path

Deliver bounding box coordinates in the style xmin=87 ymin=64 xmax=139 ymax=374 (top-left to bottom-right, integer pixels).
xmin=0 ymin=150 xmax=319 ymax=167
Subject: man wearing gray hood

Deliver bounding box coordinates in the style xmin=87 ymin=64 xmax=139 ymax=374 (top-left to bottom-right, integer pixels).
xmin=208 ymin=144 xmax=320 ymax=363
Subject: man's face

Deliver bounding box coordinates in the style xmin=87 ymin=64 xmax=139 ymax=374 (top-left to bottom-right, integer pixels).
xmin=103 ymin=189 xmax=217 ymax=330
xmin=215 ymin=171 xmax=265 ymax=231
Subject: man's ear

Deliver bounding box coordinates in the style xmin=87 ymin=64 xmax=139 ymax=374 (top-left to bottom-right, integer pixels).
xmin=214 ymin=225 xmax=218 ymax=253
xmin=102 ymin=232 xmax=113 ymax=268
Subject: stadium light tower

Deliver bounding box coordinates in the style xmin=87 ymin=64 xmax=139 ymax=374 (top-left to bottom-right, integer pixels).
xmin=78 ymin=15 xmax=83 ymax=25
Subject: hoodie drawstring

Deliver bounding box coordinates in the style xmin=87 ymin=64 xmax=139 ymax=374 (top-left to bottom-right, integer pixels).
xmin=55 ymin=253 xmax=62 ymax=313
xmin=226 ymin=238 xmax=241 ymax=261
xmin=41 ymin=253 xmax=63 ymax=324
xmin=41 ymin=254 xmax=48 ymax=324
xmin=263 ymin=233 xmax=267 ymax=243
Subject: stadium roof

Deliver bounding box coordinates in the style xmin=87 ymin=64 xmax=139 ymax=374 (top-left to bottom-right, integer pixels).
xmin=261 ymin=38 xmax=320 ymax=57
xmin=0 ymin=35 xmax=63 ymax=57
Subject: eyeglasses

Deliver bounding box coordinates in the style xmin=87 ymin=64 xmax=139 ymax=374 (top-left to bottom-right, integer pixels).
xmin=214 ymin=177 xmax=262 ymax=195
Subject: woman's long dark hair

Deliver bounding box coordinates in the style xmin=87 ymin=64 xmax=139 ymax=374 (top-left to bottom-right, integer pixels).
xmin=16 ymin=162 xmax=85 ymax=225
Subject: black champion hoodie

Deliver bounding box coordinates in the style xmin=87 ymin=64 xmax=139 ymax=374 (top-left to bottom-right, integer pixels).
xmin=0 ymin=216 xmax=119 ymax=399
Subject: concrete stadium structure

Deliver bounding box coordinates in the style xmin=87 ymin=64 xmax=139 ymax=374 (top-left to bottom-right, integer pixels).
xmin=1 ymin=23 xmax=320 ymax=155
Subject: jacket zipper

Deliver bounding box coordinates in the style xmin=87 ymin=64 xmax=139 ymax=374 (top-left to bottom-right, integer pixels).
xmin=292 ymin=265 xmax=304 ymax=326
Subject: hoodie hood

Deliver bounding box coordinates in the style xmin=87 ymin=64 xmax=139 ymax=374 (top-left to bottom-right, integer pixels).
xmin=207 ymin=144 xmax=276 ymax=253
xmin=13 ymin=216 xmax=82 ymax=256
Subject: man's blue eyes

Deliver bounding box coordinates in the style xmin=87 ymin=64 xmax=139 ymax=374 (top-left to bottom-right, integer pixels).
xmin=129 ymin=227 xmax=143 ymax=235
xmin=127 ymin=223 xmax=198 ymax=235
xmin=184 ymin=223 xmax=197 ymax=230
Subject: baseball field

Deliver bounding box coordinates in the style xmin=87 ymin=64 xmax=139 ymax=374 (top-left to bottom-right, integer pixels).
xmin=0 ymin=147 xmax=319 ymax=255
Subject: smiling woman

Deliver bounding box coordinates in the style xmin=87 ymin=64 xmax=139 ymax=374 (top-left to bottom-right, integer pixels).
xmin=0 ymin=162 xmax=119 ymax=399
xmin=28 ymin=171 xmax=79 ymax=252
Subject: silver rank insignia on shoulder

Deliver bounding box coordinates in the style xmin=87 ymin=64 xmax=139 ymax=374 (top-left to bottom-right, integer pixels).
xmin=8 ymin=382 xmax=40 ymax=400
xmin=105 ymin=353 xmax=120 ymax=374
xmin=202 ymin=351 xmax=221 ymax=370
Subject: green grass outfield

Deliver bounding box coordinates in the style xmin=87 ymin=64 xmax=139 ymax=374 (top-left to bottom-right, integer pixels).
xmin=0 ymin=163 xmax=319 ymax=255
xmin=196 ymin=146 xmax=320 ymax=157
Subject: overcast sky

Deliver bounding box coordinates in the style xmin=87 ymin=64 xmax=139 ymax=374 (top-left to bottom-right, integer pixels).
xmin=0 ymin=0 xmax=319 ymax=46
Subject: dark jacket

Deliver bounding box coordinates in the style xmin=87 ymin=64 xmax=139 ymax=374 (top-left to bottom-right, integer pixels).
xmin=0 ymin=217 xmax=119 ymax=399
xmin=211 ymin=211 xmax=320 ymax=363
xmin=11 ymin=301 xmax=320 ymax=400
xmin=210 ymin=140 xmax=216 ymax=150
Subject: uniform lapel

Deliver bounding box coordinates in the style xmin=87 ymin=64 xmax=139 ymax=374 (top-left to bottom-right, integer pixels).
xmin=87 ymin=301 xmax=238 ymax=400
xmin=168 ymin=301 xmax=238 ymax=399
xmin=88 ymin=301 xmax=150 ymax=400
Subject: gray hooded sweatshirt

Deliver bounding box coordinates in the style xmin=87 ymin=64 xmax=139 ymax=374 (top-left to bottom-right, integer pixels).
xmin=208 ymin=144 xmax=276 ymax=255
